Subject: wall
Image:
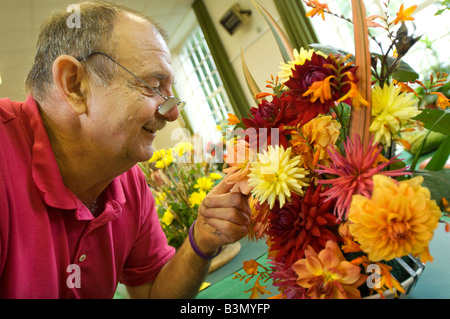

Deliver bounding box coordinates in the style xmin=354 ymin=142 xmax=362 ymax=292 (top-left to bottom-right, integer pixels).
xmin=203 ymin=0 xmax=284 ymax=108
xmin=154 ymin=0 xmax=285 ymax=150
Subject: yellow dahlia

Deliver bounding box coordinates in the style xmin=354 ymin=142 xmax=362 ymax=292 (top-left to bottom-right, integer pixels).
xmin=289 ymin=115 xmax=341 ymax=169
xmin=278 ymin=48 xmax=327 ymax=82
xmin=248 ymin=145 xmax=309 ymax=209
xmin=348 ymin=174 xmax=441 ymax=263
xmin=370 ymin=82 xmax=420 ymax=148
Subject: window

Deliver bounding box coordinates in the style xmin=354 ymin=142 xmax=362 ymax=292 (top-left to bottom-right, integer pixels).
xmin=177 ymin=25 xmax=233 ymax=143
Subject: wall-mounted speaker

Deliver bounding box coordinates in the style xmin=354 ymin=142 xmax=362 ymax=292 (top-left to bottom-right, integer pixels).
xmin=220 ymin=3 xmax=252 ymax=35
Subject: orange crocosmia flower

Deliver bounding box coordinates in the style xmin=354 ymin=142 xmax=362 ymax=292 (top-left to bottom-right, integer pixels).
xmin=392 ymin=3 xmax=417 ymax=25
xmin=303 ymin=75 xmax=334 ymax=103
xmin=337 ymin=81 xmax=370 ymax=109
xmin=395 ymin=80 xmax=420 ymax=98
xmin=244 ymin=277 xmax=272 ymax=299
xmin=227 ymin=113 xmax=241 ymax=125
xmin=243 ymin=259 xmax=262 ymax=275
xmin=254 ymin=92 xmax=275 ymax=100
xmin=305 ymin=0 xmax=329 ymax=20
xmin=366 ymin=15 xmax=384 ymax=28
xmin=429 ymin=92 xmax=450 ymax=109
xmin=292 ymin=241 xmax=366 ymax=299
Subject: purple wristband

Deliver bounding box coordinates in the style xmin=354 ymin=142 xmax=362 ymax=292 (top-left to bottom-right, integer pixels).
xmin=188 ymin=221 xmax=222 ymax=260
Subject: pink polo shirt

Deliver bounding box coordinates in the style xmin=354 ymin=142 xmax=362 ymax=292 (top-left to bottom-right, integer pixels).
xmin=0 ymin=96 xmax=175 ymax=298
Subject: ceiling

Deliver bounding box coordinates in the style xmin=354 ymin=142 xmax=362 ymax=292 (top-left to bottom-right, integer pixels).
xmin=0 ymin=0 xmax=195 ymax=101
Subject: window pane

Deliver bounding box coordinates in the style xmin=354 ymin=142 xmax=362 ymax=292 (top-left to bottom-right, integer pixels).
xmin=178 ymin=25 xmax=234 ymax=145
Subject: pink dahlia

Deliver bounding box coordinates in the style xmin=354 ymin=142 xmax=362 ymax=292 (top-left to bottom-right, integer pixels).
xmin=315 ymin=135 xmax=409 ymax=220
xmin=268 ymin=260 xmax=308 ymax=299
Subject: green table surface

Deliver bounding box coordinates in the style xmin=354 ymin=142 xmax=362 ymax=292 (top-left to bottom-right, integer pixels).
xmin=197 ymin=223 xmax=450 ymax=299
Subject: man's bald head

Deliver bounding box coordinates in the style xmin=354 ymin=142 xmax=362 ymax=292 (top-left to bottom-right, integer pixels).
xmin=25 ymin=1 xmax=167 ymax=104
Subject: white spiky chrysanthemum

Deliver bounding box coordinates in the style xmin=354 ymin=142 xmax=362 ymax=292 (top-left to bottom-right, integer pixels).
xmin=248 ymin=145 xmax=309 ymax=209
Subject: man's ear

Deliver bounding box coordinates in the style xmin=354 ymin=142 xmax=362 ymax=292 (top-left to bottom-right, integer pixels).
xmin=52 ymin=55 xmax=89 ymax=115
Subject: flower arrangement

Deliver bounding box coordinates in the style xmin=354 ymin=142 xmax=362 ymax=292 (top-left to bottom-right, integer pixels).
xmin=225 ymin=0 xmax=450 ymax=299
xmin=139 ymin=142 xmax=223 ymax=248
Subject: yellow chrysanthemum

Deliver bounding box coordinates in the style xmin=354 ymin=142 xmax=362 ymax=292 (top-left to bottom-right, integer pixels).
xmin=194 ymin=176 xmax=214 ymax=192
xmin=149 ymin=148 xmax=167 ymax=162
xmin=154 ymin=149 xmax=174 ymax=168
xmin=173 ymin=142 xmax=193 ymax=157
xmin=370 ymin=82 xmax=420 ymax=148
xmin=155 ymin=191 xmax=167 ymax=206
xmin=189 ymin=190 xmax=207 ymax=207
xmin=149 ymin=148 xmax=174 ymax=168
xmin=248 ymin=145 xmax=309 ymax=209
xmin=209 ymin=173 xmax=223 ymax=180
xmin=161 ymin=210 xmax=174 ymax=226
xmin=348 ymin=174 xmax=441 ymax=263
xmin=278 ymin=48 xmax=327 ymax=82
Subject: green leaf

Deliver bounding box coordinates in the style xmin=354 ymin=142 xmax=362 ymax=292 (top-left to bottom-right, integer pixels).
xmin=251 ymin=0 xmax=294 ymax=63
xmin=241 ymin=48 xmax=262 ymax=105
xmin=308 ymin=43 xmax=351 ymax=57
xmin=413 ymin=108 xmax=450 ymax=135
xmin=413 ymin=169 xmax=450 ymax=212
xmin=392 ymin=60 xmax=419 ymax=82
xmin=425 ymin=135 xmax=450 ymax=170
xmin=373 ymin=53 xmax=419 ymax=83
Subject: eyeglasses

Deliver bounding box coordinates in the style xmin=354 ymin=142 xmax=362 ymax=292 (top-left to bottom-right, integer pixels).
xmin=77 ymin=51 xmax=186 ymax=115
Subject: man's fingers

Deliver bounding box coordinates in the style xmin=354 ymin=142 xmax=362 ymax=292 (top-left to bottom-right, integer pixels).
xmin=201 ymin=207 xmax=251 ymax=225
xmin=207 ymin=174 xmax=235 ymax=196
xmin=202 ymin=192 xmax=250 ymax=214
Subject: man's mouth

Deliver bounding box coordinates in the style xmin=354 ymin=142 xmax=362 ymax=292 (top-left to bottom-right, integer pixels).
xmin=142 ymin=127 xmax=156 ymax=134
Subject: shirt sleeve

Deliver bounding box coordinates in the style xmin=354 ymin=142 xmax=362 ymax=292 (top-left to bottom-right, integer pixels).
xmin=0 ymin=159 xmax=9 ymax=277
xmin=119 ymin=167 xmax=175 ymax=287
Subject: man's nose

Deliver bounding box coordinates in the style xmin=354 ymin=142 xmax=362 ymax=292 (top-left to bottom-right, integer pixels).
xmin=160 ymin=105 xmax=179 ymax=122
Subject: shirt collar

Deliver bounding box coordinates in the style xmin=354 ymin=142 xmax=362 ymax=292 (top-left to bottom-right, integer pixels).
xmin=23 ymin=95 xmax=78 ymax=210
xmin=23 ymin=96 xmax=127 ymax=218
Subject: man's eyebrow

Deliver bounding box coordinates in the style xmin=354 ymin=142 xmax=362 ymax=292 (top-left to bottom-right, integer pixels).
xmin=139 ymin=72 xmax=172 ymax=84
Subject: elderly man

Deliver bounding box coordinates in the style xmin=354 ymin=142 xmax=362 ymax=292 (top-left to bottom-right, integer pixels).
xmin=0 ymin=2 xmax=250 ymax=298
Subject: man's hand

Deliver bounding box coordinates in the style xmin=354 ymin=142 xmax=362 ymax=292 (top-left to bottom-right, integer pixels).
xmin=193 ymin=175 xmax=251 ymax=256
xmin=128 ymin=175 xmax=251 ymax=299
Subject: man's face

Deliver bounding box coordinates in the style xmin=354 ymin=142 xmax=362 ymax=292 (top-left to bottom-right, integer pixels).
xmin=84 ymin=13 xmax=179 ymax=166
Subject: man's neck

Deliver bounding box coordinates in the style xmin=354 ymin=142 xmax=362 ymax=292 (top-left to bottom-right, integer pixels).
xmin=40 ymin=107 xmax=129 ymax=211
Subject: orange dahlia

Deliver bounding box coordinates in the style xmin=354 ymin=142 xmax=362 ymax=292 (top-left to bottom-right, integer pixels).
xmin=348 ymin=174 xmax=441 ymax=263
xmin=292 ymin=240 xmax=366 ymax=299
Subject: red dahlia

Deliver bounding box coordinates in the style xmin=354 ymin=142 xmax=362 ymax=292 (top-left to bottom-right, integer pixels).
xmin=267 ymin=184 xmax=339 ymax=267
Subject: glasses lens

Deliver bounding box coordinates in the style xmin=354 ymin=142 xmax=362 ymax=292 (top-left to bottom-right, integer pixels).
xmin=177 ymin=101 xmax=186 ymax=112
xmin=158 ymin=98 xmax=185 ymax=115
